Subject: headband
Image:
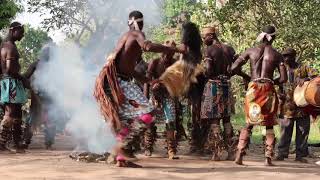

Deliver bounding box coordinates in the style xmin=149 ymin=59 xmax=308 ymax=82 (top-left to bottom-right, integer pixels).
xmin=256 ymin=31 xmax=276 ymax=42
xmin=202 ymin=27 xmax=217 ymax=35
xmin=128 ymin=17 xmax=143 ymax=31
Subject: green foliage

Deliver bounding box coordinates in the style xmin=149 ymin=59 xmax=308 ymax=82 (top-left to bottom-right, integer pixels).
xmin=151 ymin=0 xmax=320 ymax=114
xmin=0 ymin=0 xmax=20 ymax=30
xmin=16 ymin=25 xmax=52 ymax=72
xmin=215 ymin=0 xmax=320 ymax=62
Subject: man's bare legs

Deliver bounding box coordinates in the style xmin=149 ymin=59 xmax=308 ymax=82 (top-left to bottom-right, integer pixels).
xmin=0 ymin=104 xmax=24 ymax=153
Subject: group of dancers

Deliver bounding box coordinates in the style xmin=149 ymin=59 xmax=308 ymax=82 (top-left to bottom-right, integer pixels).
xmin=94 ymin=10 xmax=320 ymax=168
xmin=0 ymin=10 xmax=319 ymax=169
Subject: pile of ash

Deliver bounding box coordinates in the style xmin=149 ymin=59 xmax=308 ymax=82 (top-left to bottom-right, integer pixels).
xmin=69 ymin=151 xmax=116 ymax=164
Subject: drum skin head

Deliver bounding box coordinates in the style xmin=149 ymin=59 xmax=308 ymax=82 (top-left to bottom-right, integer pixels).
xmin=294 ymin=81 xmax=309 ymax=107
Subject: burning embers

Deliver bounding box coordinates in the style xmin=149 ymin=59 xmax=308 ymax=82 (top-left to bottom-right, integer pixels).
xmin=69 ymin=151 xmax=116 ymax=164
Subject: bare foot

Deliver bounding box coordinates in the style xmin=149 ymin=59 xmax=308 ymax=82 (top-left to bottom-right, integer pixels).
xmin=265 ymin=157 xmax=275 ymax=166
xmin=235 ymin=152 xmax=244 ymax=165
xmin=168 ymin=155 xmax=179 ymax=160
xmin=144 ymin=150 xmax=152 ymax=157
xmin=116 ymin=160 xmax=142 ymax=168
xmin=295 ymin=157 xmax=308 ymax=163
xmin=211 ymin=154 xmax=221 ymax=161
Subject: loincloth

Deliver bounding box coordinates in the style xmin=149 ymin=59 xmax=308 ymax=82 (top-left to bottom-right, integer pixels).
xmin=245 ymin=79 xmax=278 ymax=126
xmin=0 ymin=76 xmax=27 ymax=104
xmin=201 ymin=77 xmax=231 ymax=119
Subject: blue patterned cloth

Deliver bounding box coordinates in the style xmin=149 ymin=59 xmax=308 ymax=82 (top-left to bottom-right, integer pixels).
xmin=0 ymin=77 xmax=27 ymax=104
xmin=201 ymin=79 xmax=231 ymax=119
xmin=162 ymin=97 xmax=176 ymax=124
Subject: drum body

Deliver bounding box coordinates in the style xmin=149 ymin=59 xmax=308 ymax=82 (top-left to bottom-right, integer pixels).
xmin=305 ymin=76 xmax=320 ymax=107
xmin=294 ymin=76 xmax=320 ymax=107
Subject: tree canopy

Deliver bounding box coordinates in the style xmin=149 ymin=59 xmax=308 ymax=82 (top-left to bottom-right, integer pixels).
xmin=0 ymin=0 xmax=20 ymax=30
xmin=16 ymin=25 xmax=52 ymax=72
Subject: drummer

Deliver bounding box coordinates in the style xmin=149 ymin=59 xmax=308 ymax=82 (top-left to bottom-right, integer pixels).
xmin=276 ymin=48 xmax=318 ymax=163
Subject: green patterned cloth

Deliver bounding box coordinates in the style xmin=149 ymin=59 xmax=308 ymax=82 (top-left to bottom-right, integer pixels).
xmin=0 ymin=76 xmax=27 ymax=104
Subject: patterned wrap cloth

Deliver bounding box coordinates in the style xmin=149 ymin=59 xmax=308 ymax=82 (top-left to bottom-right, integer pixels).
xmin=0 ymin=76 xmax=27 ymax=104
xmin=282 ymin=65 xmax=318 ymax=119
xmin=245 ymin=79 xmax=278 ymax=126
xmin=104 ymin=76 xmax=154 ymax=155
xmin=201 ymin=76 xmax=231 ymax=119
xmin=116 ymin=78 xmax=154 ymax=120
xmin=162 ymin=97 xmax=177 ymax=130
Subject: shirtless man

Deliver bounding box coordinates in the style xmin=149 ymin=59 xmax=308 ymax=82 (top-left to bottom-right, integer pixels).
xmin=94 ymin=11 xmax=181 ymax=168
xmin=200 ymin=26 xmax=247 ymax=161
xmin=23 ymin=44 xmax=58 ymax=150
xmin=0 ymin=22 xmax=29 ymax=152
xmin=144 ymin=40 xmax=180 ymax=159
xmin=231 ymin=25 xmax=287 ymax=166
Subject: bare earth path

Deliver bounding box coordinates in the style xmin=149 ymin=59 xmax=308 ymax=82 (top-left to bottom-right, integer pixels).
xmin=0 ymin=134 xmax=319 ymax=180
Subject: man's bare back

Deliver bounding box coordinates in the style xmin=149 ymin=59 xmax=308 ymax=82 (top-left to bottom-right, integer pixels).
xmin=232 ymin=44 xmax=286 ymax=84
xmin=206 ymin=43 xmax=235 ymax=79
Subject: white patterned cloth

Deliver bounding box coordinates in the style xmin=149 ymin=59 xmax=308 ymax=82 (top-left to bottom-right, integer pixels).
xmin=118 ymin=78 xmax=154 ymax=120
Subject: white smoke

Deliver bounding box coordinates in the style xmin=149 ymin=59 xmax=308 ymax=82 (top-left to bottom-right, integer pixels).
xmin=32 ymin=0 xmax=164 ymax=154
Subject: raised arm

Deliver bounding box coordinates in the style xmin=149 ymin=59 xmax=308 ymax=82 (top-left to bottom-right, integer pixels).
xmin=135 ymin=32 xmax=180 ymax=54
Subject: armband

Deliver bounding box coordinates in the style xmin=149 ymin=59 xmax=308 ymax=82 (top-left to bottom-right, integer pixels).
xmin=142 ymin=41 xmax=152 ymax=51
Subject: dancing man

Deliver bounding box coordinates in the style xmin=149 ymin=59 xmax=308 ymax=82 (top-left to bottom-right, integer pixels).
xmin=144 ymin=40 xmax=179 ymax=159
xmin=94 ymin=11 xmax=181 ymax=168
xmin=231 ymin=25 xmax=287 ymax=166
xmin=200 ymin=26 xmax=246 ymax=161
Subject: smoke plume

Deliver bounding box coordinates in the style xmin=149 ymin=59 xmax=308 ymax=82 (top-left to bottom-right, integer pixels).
xmin=32 ymin=0 xmax=164 ymax=154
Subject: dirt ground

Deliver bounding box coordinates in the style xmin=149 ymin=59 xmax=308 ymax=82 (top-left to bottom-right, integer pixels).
xmin=0 ymin=134 xmax=319 ymax=180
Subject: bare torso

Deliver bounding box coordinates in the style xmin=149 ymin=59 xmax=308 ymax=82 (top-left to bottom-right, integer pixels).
xmin=0 ymin=41 xmax=21 ymax=76
xmin=247 ymin=45 xmax=282 ymax=80
xmin=116 ymin=31 xmax=144 ymax=77
xmin=231 ymin=44 xmax=287 ymax=85
xmin=206 ymin=43 xmax=235 ymax=79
